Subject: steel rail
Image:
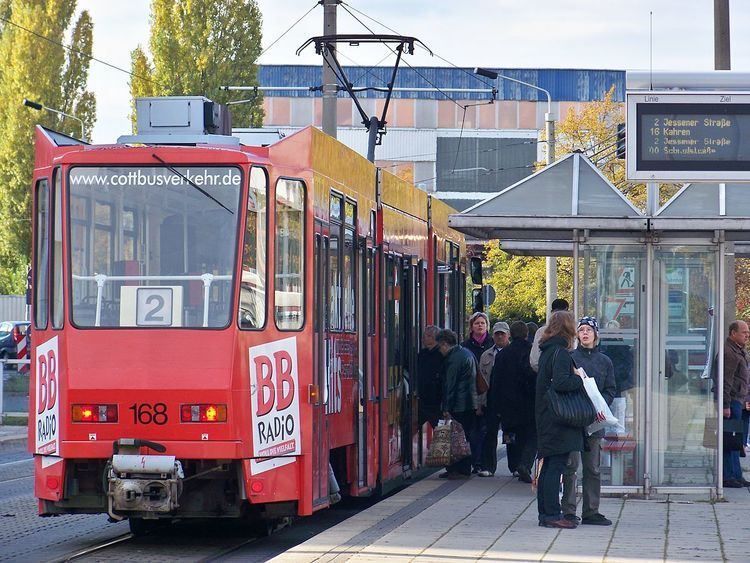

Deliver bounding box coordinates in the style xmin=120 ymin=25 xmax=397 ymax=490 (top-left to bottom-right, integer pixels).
xmin=45 ymin=533 xmax=133 ymax=563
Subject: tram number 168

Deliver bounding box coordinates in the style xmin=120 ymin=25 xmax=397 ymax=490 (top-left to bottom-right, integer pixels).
xmin=129 ymin=402 xmax=168 ymax=425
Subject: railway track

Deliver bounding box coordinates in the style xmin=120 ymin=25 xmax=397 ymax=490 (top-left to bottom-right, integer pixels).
xmin=46 ymin=533 xmax=134 ymax=562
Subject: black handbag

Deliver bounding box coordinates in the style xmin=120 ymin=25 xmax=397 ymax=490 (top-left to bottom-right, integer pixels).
xmin=723 ymin=418 xmax=745 ymax=452
xmin=544 ymin=349 xmax=597 ymax=428
xmin=703 ymin=417 xmax=746 ymax=451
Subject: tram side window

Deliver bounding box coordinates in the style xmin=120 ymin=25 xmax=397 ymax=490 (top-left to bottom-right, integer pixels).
xmin=367 ymin=249 xmax=375 ymax=335
xmin=329 ymin=234 xmax=340 ymax=330
xmin=34 ymin=179 xmax=50 ymax=329
xmin=52 ymin=169 xmax=64 ymax=329
xmin=343 ymin=201 xmax=356 ymax=332
xmin=328 ymin=193 xmax=343 ymax=331
xmin=239 ymin=167 xmax=267 ymax=329
xmin=275 ymin=179 xmax=305 ymax=330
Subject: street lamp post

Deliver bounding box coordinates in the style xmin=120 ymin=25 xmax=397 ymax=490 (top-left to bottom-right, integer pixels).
xmin=474 ymin=68 xmax=555 ymax=164
xmin=23 ymin=98 xmax=85 ymax=141
xmin=473 ymin=68 xmax=558 ymax=320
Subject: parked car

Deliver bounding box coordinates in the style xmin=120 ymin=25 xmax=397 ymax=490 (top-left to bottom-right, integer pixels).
xmin=0 ymin=321 xmax=30 ymax=367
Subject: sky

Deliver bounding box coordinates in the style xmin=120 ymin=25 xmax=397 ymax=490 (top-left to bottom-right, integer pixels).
xmin=74 ymin=0 xmax=750 ymax=144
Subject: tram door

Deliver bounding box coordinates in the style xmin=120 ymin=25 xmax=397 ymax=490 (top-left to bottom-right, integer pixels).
xmin=384 ymin=253 xmax=404 ymax=474
xmin=401 ymin=260 xmax=418 ymax=470
xmin=356 ymin=238 xmax=372 ymax=489
xmin=312 ymin=225 xmax=329 ymax=505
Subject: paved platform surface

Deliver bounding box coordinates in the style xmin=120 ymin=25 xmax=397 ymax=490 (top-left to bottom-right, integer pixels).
xmin=269 ymin=471 xmax=750 ymax=562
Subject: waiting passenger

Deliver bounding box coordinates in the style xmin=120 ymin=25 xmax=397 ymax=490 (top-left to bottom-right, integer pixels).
xmin=526 ymin=321 xmax=539 ymax=346
xmin=530 ymin=298 xmax=569 ymax=372
xmin=417 ymin=325 xmax=444 ymax=428
xmin=535 ymin=311 xmax=582 ymax=529
xmin=437 ymin=329 xmax=478 ymax=479
xmin=475 ymin=322 xmax=510 ymax=476
xmin=722 ymin=320 xmax=750 ymax=488
xmin=561 ymin=316 xmax=616 ymax=526
xmin=463 ymin=312 xmax=493 ymax=365
xmin=490 ymin=321 xmax=536 ymax=483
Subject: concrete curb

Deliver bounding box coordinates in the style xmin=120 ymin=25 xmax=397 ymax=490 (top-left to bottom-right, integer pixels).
xmin=0 ymin=423 xmax=28 ymax=448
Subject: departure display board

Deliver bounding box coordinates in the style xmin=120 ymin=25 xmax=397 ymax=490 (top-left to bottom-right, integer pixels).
xmin=626 ymin=92 xmax=750 ymax=181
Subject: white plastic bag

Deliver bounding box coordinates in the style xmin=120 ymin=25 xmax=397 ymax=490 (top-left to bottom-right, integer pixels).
xmin=579 ymin=369 xmax=622 ymax=435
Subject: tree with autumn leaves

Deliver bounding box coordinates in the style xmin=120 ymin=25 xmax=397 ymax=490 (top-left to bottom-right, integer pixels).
xmin=0 ymin=0 xmax=95 ymax=293
xmin=484 ymin=86 xmax=681 ymax=323
xmin=129 ymin=0 xmax=264 ymax=130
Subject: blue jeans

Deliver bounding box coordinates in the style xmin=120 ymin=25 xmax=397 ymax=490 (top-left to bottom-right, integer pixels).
xmin=723 ymin=400 xmax=743 ymax=481
xmin=470 ymin=414 xmax=487 ymax=470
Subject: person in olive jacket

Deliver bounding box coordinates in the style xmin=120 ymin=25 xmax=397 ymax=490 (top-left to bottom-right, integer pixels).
xmin=438 ymin=329 xmax=479 ymax=478
xmin=535 ymin=311 xmax=583 ymax=529
xmin=561 ymin=317 xmax=616 ymax=526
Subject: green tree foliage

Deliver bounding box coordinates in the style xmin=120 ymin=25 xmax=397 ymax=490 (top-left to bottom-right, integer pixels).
xmin=484 ymin=243 xmax=572 ymax=325
xmin=0 ymin=0 xmax=95 ymax=293
xmin=130 ymin=0 xmax=264 ymax=130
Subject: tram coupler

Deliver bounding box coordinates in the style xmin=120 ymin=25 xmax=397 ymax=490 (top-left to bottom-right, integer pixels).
xmin=106 ymin=439 xmax=183 ymax=521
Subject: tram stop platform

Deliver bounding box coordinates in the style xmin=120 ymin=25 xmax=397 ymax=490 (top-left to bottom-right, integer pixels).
xmin=270 ymin=467 xmax=750 ymax=563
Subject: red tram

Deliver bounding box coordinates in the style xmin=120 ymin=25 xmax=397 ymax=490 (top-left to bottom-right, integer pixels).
xmin=28 ymin=97 xmax=466 ymax=531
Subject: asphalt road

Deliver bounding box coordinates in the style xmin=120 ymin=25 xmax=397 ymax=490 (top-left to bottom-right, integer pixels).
xmin=0 ymin=442 xmax=380 ymax=562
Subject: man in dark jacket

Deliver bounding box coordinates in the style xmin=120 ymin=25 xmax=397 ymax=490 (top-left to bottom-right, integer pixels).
xmin=417 ymin=325 xmax=443 ymax=428
xmin=438 ymin=329 xmax=478 ymax=478
xmin=490 ymin=321 xmax=536 ymax=482
xmin=562 ymin=317 xmax=616 ymax=526
xmin=722 ymin=320 xmax=750 ymax=488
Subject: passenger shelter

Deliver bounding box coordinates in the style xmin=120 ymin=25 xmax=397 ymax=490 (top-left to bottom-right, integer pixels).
xmin=450 ymin=150 xmax=740 ymax=498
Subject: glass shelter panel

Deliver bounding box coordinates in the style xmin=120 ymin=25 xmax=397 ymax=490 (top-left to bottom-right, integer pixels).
xmin=68 ymin=166 xmax=242 ymax=328
xmin=652 ymin=247 xmax=718 ymax=487
xmin=579 ymin=245 xmax=645 ymax=487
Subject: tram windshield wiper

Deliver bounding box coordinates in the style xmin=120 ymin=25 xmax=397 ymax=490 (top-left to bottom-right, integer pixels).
xmin=151 ymin=153 xmax=234 ymax=214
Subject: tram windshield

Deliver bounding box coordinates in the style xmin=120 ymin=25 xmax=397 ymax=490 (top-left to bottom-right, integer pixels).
xmin=68 ymin=166 xmax=242 ymax=328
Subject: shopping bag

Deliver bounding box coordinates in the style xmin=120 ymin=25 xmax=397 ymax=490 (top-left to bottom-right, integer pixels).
xmin=580 ymin=370 xmax=622 ymax=435
xmin=426 ymin=420 xmax=452 ymax=467
xmin=449 ymin=420 xmax=471 ymax=463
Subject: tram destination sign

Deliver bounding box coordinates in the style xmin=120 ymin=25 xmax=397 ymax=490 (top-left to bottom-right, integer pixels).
xmin=626 ymin=91 xmax=750 ymax=181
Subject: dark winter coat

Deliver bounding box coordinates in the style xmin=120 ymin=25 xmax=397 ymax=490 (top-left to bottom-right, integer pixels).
xmin=535 ymin=336 xmax=584 ymax=458
xmin=440 ymin=345 xmax=478 ymax=414
xmin=462 ymin=334 xmax=494 ymax=366
xmin=489 ymin=338 xmax=535 ymax=431
xmin=417 ymin=345 xmax=444 ymax=425
xmin=599 ymin=340 xmax=634 ymax=395
xmin=570 ymin=345 xmax=617 ymax=437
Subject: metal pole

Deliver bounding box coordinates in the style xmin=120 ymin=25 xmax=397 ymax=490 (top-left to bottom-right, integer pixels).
xmin=544 ymin=101 xmax=557 ymax=319
xmin=714 ymin=0 xmax=731 ymax=70
xmin=545 ymin=113 xmax=555 ymax=164
xmin=644 ymin=241 xmax=654 ymax=497
xmin=366 ymin=116 xmax=379 ymax=163
xmin=572 ymin=229 xmax=579 ymax=319
xmin=717 ymin=239 xmax=725 ymax=498
xmin=647 ymin=182 xmax=660 ymax=215
xmin=322 ymin=0 xmax=338 ymax=138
